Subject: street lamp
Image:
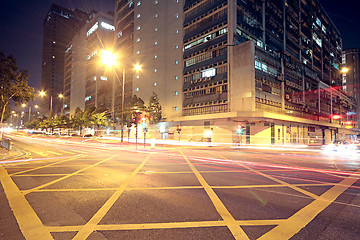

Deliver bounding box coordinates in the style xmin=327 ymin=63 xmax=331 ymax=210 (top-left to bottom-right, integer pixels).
xmin=40 ymin=91 xmax=63 ymax=117
xmin=330 ymin=67 xmax=349 ymax=123
xmin=58 ymin=94 xmax=64 ymax=115
xmin=100 ymin=49 xmax=142 ymax=143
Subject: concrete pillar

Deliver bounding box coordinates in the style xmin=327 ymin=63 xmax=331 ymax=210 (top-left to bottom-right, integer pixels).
xmin=324 ymin=129 xmax=332 ymax=144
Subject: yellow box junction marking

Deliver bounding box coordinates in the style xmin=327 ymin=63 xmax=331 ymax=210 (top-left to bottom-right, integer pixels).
xmin=22 ymin=156 xmax=116 ymax=195
xmin=210 ymin=152 xmax=319 ymax=199
xmin=0 ymin=165 xmax=54 ymax=240
xmin=258 ymin=173 xmax=359 ymax=239
xmin=73 ymin=153 xmax=153 ymax=240
xmin=180 ymin=151 xmax=250 ymax=240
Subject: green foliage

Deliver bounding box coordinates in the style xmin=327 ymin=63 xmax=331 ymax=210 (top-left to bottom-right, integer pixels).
xmin=147 ymin=92 xmax=162 ymax=124
xmin=0 ymin=52 xmax=35 ymax=123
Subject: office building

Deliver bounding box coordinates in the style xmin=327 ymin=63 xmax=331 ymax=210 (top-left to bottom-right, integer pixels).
xmin=342 ymin=48 xmax=360 ymax=126
xmin=114 ymin=0 xmax=184 ymax=120
xmin=41 ymin=4 xmax=88 ymax=116
xmin=176 ymin=0 xmax=358 ymax=144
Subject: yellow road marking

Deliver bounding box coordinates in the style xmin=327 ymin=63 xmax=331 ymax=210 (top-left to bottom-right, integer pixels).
xmin=22 ymin=156 xmax=115 ymax=195
xmin=58 ymin=150 xmax=74 ymax=154
xmin=47 ymin=151 xmax=62 ymax=156
xmin=258 ymin=174 xmax=359 ymax=239
xmin=35 ymin=152 xmax=47 ymax=156
xmin=180 ymin=151 xmax=249 ymax=240
xmin=73 ymin=153 xmax=153 ymax=240
xmin=211 ymin=153 xmax=319 ymax=199
xmin=47 ymin=219 xmax=286 ymax=232
xmin=0 ymin=165 xmax=53 ymax=240
xmin=9 ymin=155 xmax=83 ymax=176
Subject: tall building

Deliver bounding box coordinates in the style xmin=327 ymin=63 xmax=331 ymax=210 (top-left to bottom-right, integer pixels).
xmin=177 ymin=0 xmax=358 ymax=144
xmin=342 ymin=48 xmax=360 ymax=125
xmin=84 ymin=11 xmax=115 ymax=111
xmin=114 ymin=0 xmax=184 ymax=120
xmin=64 ymin=11 xmax=115 ymax=116
xmin=41 ymin=4 xmax=88 ymax=116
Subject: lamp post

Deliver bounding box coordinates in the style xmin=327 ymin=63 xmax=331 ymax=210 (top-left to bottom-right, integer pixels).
xmin=58 ymin=94 xmax=64 ymax=115
xmin=101 ymin=49 xmax=142 ymax=143
xmin=330 ymin=67 xmax=349 ymax=124
xmin=40 ymin=91 xmax=63 ymax=117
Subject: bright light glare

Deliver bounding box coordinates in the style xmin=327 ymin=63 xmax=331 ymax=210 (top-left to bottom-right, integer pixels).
xmin=21 ymin=103 xmax=26 ymax=107
xmin=58 ymin=94 xmax=64 ymax=98
xmin=39 ymin=91 xmax=46 ymax=97
xmin=134 ymin=63 xmax=142 ymax=72
xmin=341 ymin=67 xmax=349 ymax=73
xmin=101 ymin=50 xmax=117 ymax=67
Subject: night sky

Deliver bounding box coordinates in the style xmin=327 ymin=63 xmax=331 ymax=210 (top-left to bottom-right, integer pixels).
xmin=0 ymin=0 xmax=359 ymax=90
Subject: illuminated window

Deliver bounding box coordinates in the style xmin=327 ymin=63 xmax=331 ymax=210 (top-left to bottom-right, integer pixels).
xmin=201 ymin=68 xmax=216 ymax=78
xmin=87 ymin=22 xmax=98 ymax=37
xmin=101 ymin=22 xmax=115 ymax=31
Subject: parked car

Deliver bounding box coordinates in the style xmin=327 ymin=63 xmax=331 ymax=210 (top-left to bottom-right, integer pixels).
xmin=83 ymin=134 xmax=93 ymax=138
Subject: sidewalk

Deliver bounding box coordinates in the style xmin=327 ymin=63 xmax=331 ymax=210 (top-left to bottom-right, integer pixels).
xmin=0 ymin=147 xmax=22 ymax=161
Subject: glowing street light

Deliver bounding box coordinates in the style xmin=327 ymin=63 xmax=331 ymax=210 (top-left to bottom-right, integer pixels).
xmin=340 ymin=67 xmax=349 ymax=74
xmin=101 ymin=50 xmax=117 ymax=67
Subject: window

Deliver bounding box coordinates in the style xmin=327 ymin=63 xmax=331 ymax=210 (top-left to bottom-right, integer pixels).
xmin=201 ymin=68 xmax=216 ymax=78
xmin=101 ymin=22 xmax=115 ymax=31
xmin=87 ymin=22 xmax=98 ymax=37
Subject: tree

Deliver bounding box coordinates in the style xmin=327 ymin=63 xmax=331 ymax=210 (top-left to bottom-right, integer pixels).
xmin=147 ymin=92 xmax=162 ymax=124
xmin=0 ymin=52 xmax=35 ymax=123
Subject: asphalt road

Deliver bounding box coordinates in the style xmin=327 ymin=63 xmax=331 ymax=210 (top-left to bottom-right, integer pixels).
xmin=0 ymin=133 xmax=359 ymax=240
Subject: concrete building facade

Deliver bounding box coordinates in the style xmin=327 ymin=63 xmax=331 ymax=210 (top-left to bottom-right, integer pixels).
xmin=173 ymin=0 xmax=357 ymax=144
xmin=114 ymin=0 xmax=184 ymax=120
xmin=342 ymin=48 xmax=360 ymax=126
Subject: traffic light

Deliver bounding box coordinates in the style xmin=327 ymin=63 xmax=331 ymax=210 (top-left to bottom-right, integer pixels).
xmin=236 ymin=125 xmax=244 ymax=135
xmin=177 ymin=124 xmax=181 ymax=133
